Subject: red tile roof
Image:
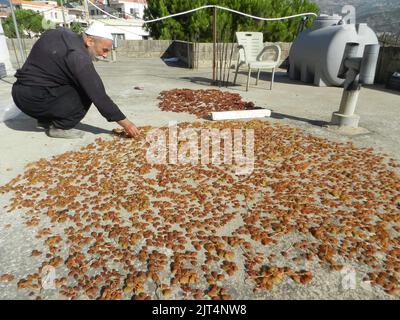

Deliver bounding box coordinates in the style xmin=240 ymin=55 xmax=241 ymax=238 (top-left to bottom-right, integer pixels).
xmin=12 ymin=1 xmax=56 ymax=7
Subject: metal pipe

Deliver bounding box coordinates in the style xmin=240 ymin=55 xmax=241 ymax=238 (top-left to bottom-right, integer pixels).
xmin=8 ymin=0 xmax=25 ymax=63
xmin=216 ymin=37 xmax=219 ymax=85
xmin=59 ymin=0 xmax=68 ymax=27
xmin=212 ymin=6 xmax=217 ymax=82
xmin=11 ymin=38 xmax=20 ymax=68
xmin=83 ymin=0 xmax=90 ymax=24
xmin=187 ymin=38 xmax=191 ymax=68
xmin=194 ymin=32 xmax=198 ymax=69
xmin=220 ymin=42 xmax=223 ymax=86
xmin=21 ymin=36 xmax=27 ymax=59
xmin=226 ymin=39 xmax=235 ymax=87
xmin=222 ymin=40 xmax=228 ymax=86
xmin=223 ymin=33 xmax=229 ymax=86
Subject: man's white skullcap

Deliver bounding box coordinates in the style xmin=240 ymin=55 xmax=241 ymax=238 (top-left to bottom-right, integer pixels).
xmin=85 ymin=21 xmax=113 ymax=41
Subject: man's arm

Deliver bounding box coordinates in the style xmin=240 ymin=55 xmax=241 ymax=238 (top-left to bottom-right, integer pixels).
xmin=66 ymin=53 xmax=139 ymax=137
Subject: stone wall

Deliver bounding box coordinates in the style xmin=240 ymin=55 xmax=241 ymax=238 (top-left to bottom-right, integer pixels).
xmin=6 ymin=38 xmax=291 ymax=70
xmin=6 ymin=37 xmax=397 ymax=86
xmin=115 ymin=39 xmax=172 ymax=58
xmin=186 ymin=42 xmax=292 ymax=69
xmin=6 ymin=38 xmax=36 ymax=67
xmin=5 ymin=38 xmax=174 ymax=65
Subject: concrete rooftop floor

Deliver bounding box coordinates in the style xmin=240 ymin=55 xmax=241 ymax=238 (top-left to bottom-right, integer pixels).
xmin=0 ymin=57 xmax=399 ymax=299
xmin=1 ymin=57 xmax=399 ymax=186
xmin=1 ymin=57 xmax=400 ymax=183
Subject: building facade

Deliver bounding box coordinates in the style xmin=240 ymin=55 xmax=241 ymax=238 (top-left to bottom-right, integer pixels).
xmin=88 ymin=0 xmax=147 ymax=19
xmin=109 ymin=0 xmax=146 ymax=19
xmin=94 ymin=18 xmax=149 ymax=41
xmin=4 ymin=0 xmax=149 ymax=40
xmin=12 ymin=1 xmax=66 ymax=25
xmin=87 ymin=0 xmax=149 ymax=40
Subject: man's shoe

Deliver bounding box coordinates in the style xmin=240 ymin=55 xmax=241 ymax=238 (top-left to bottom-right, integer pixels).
xmin=37 ymin=120 xmax=51 ymax=130
xmin=46 ymin=127 xmax=84 ymax=139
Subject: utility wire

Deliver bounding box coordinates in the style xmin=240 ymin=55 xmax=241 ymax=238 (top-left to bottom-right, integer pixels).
xmin=86 ymin=1 xmax=318 ymax=25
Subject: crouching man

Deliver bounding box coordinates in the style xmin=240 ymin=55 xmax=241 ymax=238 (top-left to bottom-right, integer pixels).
xmin=11 ymin=23 xmax=139 ymax=139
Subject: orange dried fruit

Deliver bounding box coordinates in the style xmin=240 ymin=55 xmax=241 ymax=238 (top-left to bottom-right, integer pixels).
xmin=0 ymin=274 xmax=15 ymax=282
xmin=162 ymin=289 xmax=172 ymax=298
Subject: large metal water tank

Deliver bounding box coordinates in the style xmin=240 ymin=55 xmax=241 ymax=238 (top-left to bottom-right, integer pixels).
xmin=289 ymin=14 xmax=379 ymax=87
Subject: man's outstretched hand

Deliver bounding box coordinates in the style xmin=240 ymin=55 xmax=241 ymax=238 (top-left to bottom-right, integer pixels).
xmin=117 ymin=118 xmax=140 ymax=138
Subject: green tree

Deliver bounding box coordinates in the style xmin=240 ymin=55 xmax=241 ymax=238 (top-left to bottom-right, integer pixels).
xmin=3 ymin=9 xmax=45 ymax=38
xmin=70 ymin=21 xmax=84 ymax=34
xmin=144 ymin=0 xmax=319 ymax=42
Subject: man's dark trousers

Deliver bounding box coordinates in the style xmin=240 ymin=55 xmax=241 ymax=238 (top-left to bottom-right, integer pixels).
xmin=12 ymin=83 xmax=92 ymax=129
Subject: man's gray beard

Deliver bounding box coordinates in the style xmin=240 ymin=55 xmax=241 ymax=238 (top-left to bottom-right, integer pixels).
xmin=90 ymin=54 xmax=106 ymax=62
xmin=90 ymin=54 xmax=98 ymax=62
xmin=87 ymin=49 xmax=98 ymax=62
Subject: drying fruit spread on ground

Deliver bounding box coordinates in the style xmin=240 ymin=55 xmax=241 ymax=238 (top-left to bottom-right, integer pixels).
xmin=1 ymin=120 xmax=400 ymax=300
xmin=158 ymin=89 xmax=255 ymax=117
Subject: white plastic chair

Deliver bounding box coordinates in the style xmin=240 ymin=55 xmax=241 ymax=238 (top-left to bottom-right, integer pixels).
xmin=233 ymin=32 xmax=282 ymax=91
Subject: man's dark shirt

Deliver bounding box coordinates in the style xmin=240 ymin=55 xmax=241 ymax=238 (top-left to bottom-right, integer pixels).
xmin=14 ymin=28 xmax=126 ymax=122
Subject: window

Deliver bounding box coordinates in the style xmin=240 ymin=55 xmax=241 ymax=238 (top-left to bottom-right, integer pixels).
xmin=90 ymin=10 xmax=95 ymax=15
xmin=54 ymin=12 xmax=57 ymax=19
xmin=112 ymin=33 xmax=125 ymax=40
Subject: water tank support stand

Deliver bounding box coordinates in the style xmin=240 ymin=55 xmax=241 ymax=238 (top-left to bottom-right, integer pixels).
xmin=331 ymin=88 xmax=361 ymax=128
xmin=329 ymin=43 xmax=380 ymax=130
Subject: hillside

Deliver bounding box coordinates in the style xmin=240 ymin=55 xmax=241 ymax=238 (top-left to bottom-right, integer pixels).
xmin=312 ymin=0 xmax=400 ymax=34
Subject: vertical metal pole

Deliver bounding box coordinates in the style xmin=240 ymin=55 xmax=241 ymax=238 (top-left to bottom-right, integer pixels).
xmin=187 ymin=37 xmax=191 ymax=68
xmin=83 ymin=0 xmax=90 ymax=25
xmin=222 ymin=39 xmax=229 ymax=86
xmin=8 ymin=0 xmax=25 ymax=63
xmin=220 ymin=44 xmax=223 ymax=85
xmin=197 ymin=39 xmax=199 ymax=70
xmin=194 ymin=41 xmax=197 ymax=69
xmin=226 ymin=41 xmax=235 ymax=87
xmin=21 ymin=36 xmax=27 ymax=58
xmin=212 ymin=6 xmax=217 ymax=82
xmin=59 ymin=0 xmax=67 ymax=27
xmin=195 ymin=33 xmax=199 ymax=70
xmin=11 ymin=38 xmax=20 ymax=68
